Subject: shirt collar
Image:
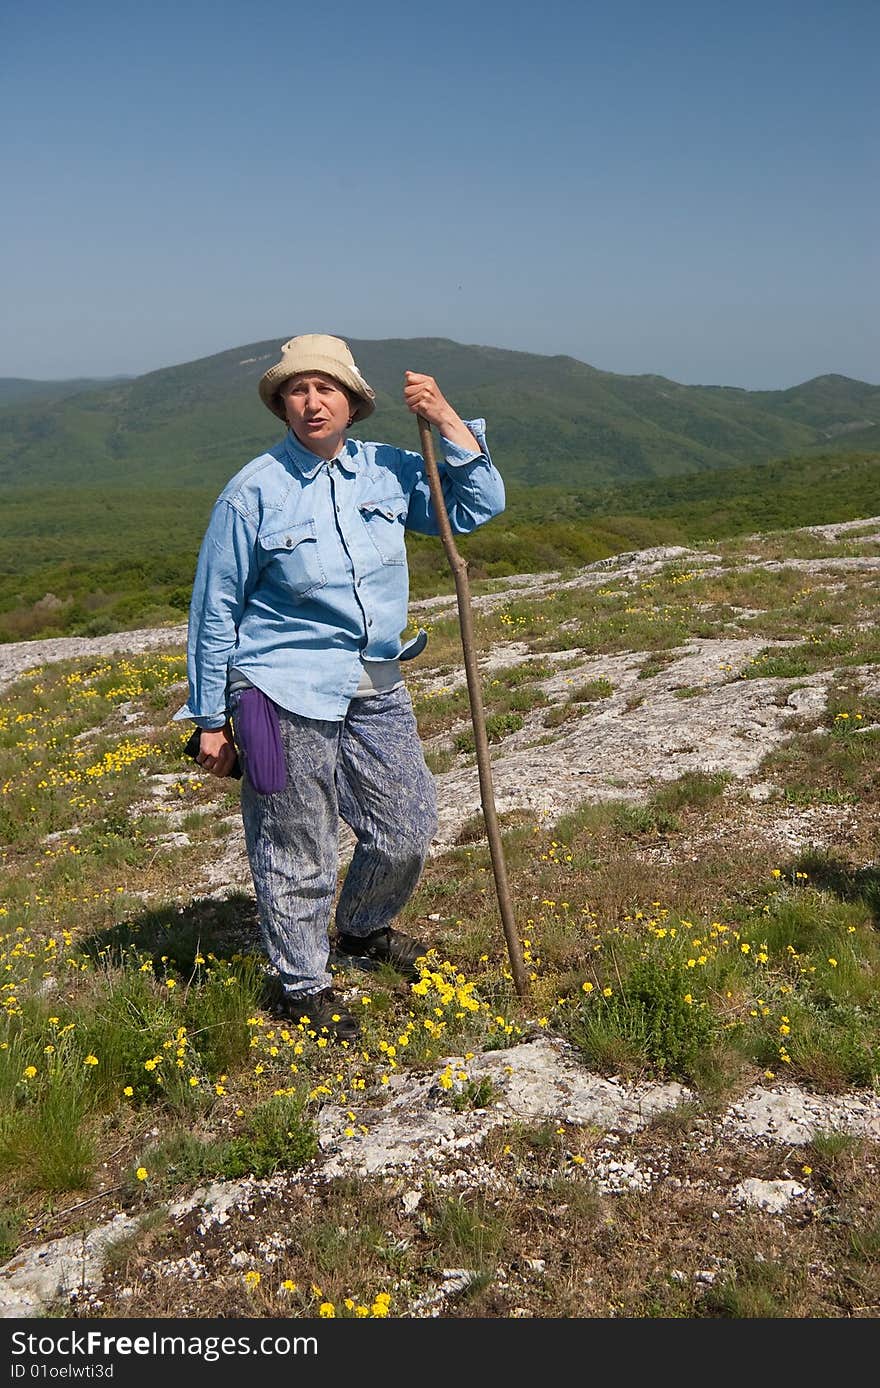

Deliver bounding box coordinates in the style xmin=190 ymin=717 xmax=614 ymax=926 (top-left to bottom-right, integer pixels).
xmin=335 ymin=439 xmax=359 ymax=475
xmin=284 ymin=430 xmax=358 ymax=478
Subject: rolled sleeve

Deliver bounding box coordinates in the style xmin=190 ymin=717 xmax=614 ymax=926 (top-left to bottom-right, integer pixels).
xmin=440 ymin=417 xmax=489 ymax=467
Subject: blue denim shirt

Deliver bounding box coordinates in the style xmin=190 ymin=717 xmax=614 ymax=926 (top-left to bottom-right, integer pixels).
xmin=174 ymin=420 xmax=504 ymax=728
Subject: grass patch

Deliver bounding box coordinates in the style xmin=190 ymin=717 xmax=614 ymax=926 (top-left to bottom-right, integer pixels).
xmin=570 ymin=678 xmax=614 ymax=703
xmin=135 ymin=1092 xmax=317 ymax=1190
xmin=430 ymin=1192 xmax=511 ymax=1273
xmin=564 ymin=947 xmax=716 ymax=1083
xmin=638 ymin=652 xmax=678 ymax=680
xmin=454 ymin=711 xmax=524 ymax=751
xmin=651 ymin=771 xmax=731 ymax=813
xmin=761 ymin=723 xmax=880 ymax=806
xmin=702 ymin=1257 xmax=806 ymax=1318
xmin=0 ymin=1066 xmax=96 ymax=1195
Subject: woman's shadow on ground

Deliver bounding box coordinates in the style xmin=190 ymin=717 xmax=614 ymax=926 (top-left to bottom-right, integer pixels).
xmin=79 ymin=891 xmax=287 ymax=1001
xmin=79 ymin=891 xmax=387 ymax=1008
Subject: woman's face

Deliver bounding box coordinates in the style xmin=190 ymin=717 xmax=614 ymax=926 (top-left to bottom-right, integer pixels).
xmin=279 ymin=372 xmax=354 ymax=459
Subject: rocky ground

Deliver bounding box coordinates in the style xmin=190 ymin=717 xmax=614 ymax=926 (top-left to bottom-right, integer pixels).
xmin=2 ymin=516 xmax=879 ymax=1319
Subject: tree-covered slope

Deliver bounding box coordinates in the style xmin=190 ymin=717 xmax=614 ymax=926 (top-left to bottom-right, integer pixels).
xmin=1 ymin=337 xmax=877 ymax=493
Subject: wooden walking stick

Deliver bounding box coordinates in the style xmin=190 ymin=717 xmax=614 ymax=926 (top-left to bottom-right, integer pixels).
xmin=417 ymin=414 xmax=528 ymax=998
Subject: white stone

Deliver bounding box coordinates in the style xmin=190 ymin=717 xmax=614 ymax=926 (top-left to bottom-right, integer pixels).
xmin=731 ymin=1179 xmax=809 ymax=1212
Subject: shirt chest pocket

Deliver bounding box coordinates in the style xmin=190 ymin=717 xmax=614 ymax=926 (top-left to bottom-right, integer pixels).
xmin=257 ymin=519 xmax=326 ymax=599
xmin=358 ymin=495 xmax=408 ymax=566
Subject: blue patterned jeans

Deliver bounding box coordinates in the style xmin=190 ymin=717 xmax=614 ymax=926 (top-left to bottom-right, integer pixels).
xmin=233 ymin=684 xmax=438 ymax=998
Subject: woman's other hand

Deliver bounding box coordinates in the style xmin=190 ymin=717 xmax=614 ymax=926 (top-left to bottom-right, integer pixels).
xmin=196 ymin=724 xmax=237 ymax=777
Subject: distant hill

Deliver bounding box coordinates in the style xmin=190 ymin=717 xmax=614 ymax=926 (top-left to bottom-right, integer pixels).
xmin=0 ymin=376 xmax=131 ymax=407
xmin=0 ymin=338 xmax=877 ymax=493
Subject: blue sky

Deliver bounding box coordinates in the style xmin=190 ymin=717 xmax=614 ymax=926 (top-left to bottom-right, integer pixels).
xmin=2 ymin=0 xmax=877 ymax=388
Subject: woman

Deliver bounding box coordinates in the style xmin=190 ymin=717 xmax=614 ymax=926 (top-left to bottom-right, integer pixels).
xmin=175 ymin=334 xmax=505 ymax=1041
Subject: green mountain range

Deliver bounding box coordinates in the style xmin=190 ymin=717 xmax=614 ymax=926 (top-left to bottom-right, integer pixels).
xmin=1 ymin=337 xmax=877 ymax=644
xmin=1 ymin=336 xmax=878 ymax=494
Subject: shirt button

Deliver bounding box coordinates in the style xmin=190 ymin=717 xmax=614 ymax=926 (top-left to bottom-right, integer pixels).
xmin=285 ymin=537 xmax=292 ymax=548
xmin=336 ymin=505 xmax=341 ymax=513
xmin=367 ymin=618 xmax=373 ymax=626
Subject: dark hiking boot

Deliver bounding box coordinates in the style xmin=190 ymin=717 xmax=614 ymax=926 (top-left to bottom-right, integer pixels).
xmin=335 ymin=926 xmax=427 ymax=981
xmin=276 ymin=988 xmax=360 ymax=1043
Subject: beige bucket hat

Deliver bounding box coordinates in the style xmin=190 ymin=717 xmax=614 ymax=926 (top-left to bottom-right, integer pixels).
xmin=258 ymin=334 xmax=376 ymax=423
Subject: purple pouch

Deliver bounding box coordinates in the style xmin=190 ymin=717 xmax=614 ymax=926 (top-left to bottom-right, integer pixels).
xmin=234 ymin=687 xmax=287 ymax=795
